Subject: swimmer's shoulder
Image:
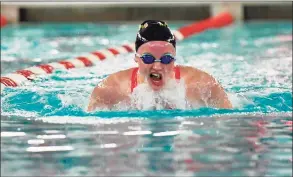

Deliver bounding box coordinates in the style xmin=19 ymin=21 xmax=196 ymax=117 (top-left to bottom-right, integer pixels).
xmin=110 ymin=67 xmax=136 ymax=83
xmin=98 ymin=67 xmax=136 ymax=93
xmin=178 ymin=65 xmax=214 ymax=81
xmin=178 ymin=65 xmax=218 ymax=89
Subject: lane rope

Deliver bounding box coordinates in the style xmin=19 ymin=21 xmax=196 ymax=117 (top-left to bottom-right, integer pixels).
xmin=0 ymin=12 xmax=234 ymax=91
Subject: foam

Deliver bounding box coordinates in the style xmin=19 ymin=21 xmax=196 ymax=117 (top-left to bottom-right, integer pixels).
xmin=129 ymin=78 xmax=191 ymax=110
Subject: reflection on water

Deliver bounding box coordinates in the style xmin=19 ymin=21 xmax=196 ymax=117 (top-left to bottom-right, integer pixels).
xmin=1 ymin=114 xmax=292 ymax=176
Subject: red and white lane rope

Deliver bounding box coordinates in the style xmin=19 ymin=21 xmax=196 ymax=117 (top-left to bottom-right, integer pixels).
xmin=0 ymin=12 xmax=234 ymax=91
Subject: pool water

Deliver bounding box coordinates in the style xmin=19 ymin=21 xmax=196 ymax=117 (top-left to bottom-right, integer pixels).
xmin=1 ymin=21 xmax=292 ymax=176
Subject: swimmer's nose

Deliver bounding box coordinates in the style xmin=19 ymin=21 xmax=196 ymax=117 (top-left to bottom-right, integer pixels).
xmin=152 ymin=61 xmax=163 ymax=70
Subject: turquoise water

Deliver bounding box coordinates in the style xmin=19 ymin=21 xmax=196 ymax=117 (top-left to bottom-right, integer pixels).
xmin=1 ymin=21 xmax=292 ymax=176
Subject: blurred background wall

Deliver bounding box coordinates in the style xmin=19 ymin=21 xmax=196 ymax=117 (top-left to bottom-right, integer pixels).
xmin=1 ymin=1 xmax=292 ymax=24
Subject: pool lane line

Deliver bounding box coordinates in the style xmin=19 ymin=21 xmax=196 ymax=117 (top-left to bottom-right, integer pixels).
xmin=0 ymin=12 xmax=234 ymax=92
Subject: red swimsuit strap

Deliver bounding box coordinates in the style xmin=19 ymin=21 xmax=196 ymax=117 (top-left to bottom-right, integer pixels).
xmin=174 ymin=65 xmax=181 ymax=80
xmin=130 ymin=67 xmax=139 ymax=93
xmin=130 ymin=66 xmax=181 ymax=93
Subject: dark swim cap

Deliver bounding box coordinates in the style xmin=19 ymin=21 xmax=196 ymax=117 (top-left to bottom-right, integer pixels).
xmin=135 ymin=20 xmax=176 ymax=51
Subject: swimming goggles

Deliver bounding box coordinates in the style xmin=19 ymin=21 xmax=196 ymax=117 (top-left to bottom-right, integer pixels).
xmin=135 ymin=53 xmax=175 ymax=64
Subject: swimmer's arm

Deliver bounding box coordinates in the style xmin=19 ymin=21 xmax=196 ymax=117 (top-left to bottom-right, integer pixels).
xmin=87 ymin=86 xmax=116 ymax=112
xmin=87 ymin=75 xmax=122 ymax=112
xmin=186 ymin=71 xmax=232 ymax=109
xmin=208 ymin=77 xmax=233 ymax=109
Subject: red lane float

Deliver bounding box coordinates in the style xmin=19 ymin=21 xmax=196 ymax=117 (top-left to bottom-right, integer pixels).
xmin=173 ymin=12 xmax=234 ymax=40
xmin=0 ymin=15 xmax=7 ymax=28
xmin=0 ymin=12 xmax=234 ymax=91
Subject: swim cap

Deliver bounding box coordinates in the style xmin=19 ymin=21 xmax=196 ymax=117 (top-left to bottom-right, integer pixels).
xmin=135 ymin=20 xmax=176 ymax=51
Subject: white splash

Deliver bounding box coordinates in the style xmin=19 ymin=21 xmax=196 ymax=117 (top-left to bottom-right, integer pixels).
xmin=129 ymin=78 xmax=190 ymax=110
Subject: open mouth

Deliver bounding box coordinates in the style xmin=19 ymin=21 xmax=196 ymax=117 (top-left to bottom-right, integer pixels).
xmin=149 ymin=73 xmax=162 ymax=81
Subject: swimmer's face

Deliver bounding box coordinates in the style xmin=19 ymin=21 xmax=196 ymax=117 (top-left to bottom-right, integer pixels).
xmin=135 ymin=41 xmax=176 ymax=91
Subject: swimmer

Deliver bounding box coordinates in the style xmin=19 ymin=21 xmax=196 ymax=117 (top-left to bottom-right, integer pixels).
xmin=87 ymin=20 xmax=232 ymax=111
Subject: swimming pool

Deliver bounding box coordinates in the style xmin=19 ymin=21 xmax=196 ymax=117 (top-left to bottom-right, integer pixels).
xmin=1 ymin=21 xmax=292 ymax=176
